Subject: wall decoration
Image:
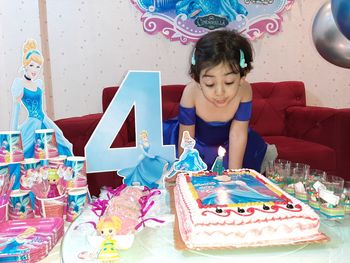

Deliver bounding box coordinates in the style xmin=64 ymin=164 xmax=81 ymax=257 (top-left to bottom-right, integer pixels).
xmin=130 ymin=0 xmax=295 ymax=44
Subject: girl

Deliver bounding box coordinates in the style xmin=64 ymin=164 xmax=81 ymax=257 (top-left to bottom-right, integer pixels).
xmin=10 ymin=39 xmax=73 ymax=158
xmin=164 ymin=30 xmax=276 ymax=172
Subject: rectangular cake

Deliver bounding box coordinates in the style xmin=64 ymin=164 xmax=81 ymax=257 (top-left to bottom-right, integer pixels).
xmin=174 ymin=169 xmax=325 ymax=249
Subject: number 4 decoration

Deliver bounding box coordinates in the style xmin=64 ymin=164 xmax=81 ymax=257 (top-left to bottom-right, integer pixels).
xmin=85 ymin=70 xmax=176 ymax=173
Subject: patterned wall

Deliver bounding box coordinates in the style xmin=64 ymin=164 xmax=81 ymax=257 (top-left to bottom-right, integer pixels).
xmin=0 ymin=0 xmax=349 ymax=131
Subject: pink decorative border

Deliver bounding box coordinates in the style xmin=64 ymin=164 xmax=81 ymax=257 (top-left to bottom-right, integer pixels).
xmin=131 ymin=0 xmax=295 ymax=44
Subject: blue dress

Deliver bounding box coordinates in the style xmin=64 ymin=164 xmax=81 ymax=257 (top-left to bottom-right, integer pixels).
xmin=118 ymin=143 xmax=168 ymax=189
xmin=163 ymin=102 xmax=267 ymax=172
xmin=10 ymin=78 xmax=73 ymax=158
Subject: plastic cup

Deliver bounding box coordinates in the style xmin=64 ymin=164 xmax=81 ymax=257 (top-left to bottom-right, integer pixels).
xmin=0 ymin=131 xmax=24 ymax=163
xmin=66 ymin=187 xmax=88 ymax=222
xmin=266 ymin=159 xmax=291 ymax=189
xmin=49 ymin=155 xmax=67 ymax=169
xmin=65 ymin=156 xmax=87 ymax=188
xmin=35 ymin=194 xmax=66 ymax=218
xmin=0 ymin=202 xmax=8 ymax=223
xmin=341 ymin=181 xmax=350 ymax=215
xmin=306 ymin=169 xmax=327 ymax=210
xmin=8 ymin=190 xmax=34 ymax=219
xmin=319 ymin=175 xmax=345 ymax=219
xmin=34 ymin=129 xmax=59 ymax=159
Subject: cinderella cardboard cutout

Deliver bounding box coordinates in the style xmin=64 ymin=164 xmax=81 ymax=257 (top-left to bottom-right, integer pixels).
xmin=131 ymin=0 xmax=295 ymax=44
xmin=10 ymin=39 xmax=73 ymax=158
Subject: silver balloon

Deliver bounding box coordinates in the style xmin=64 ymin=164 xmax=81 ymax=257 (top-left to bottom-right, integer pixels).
xmin=312 ymin=2 xmax=350 ymax=69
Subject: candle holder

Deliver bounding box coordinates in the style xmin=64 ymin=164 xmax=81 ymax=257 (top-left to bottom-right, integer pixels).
xmin=211 ymin=146 xmax=226 ymax=176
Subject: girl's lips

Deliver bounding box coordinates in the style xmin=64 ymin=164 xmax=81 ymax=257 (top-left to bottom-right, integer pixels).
xmin=215 ymin=98 xmax=226 ymax=105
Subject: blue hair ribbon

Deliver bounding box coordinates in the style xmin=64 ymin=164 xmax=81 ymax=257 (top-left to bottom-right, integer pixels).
xmin=191 ymin=48 xmax=196 ymax=65
xmin=240 ymin=49 xmax=247 ymax=69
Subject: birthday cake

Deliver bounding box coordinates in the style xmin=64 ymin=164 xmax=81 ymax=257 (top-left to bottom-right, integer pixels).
xmin=174 ymin=169 xmax=325 ymax=249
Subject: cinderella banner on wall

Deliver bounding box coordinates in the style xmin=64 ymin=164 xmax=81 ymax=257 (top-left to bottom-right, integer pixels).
xmin=131 ymin=0 xmax=295 ymax=44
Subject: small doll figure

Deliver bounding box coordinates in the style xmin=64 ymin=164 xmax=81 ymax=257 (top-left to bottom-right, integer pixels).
xmin=174 ymin=131 xmax=207 ymax=172
xmin=46 ymin=169 xmax=62 ymax=198
xmin=96 ymin=216 xmax=122 ymax=263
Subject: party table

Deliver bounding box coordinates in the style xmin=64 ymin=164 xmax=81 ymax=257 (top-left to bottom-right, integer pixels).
xmin=54 ymin=209 xmax=350 ymax=263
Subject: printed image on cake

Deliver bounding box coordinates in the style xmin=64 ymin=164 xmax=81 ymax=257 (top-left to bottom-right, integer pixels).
xmin=174 ymin=169 xmax=327 ymax=249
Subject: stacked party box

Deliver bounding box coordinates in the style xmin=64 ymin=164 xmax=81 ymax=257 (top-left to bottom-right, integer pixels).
xmin=0 ymin=217 xmax=64 ymax=263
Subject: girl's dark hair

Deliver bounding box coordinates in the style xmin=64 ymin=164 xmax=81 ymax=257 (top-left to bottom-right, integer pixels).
xmin=190 ymin=30 xmax=253 ymax=82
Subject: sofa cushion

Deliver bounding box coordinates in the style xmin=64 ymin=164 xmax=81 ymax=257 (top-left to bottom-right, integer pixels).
xmin=251 ymin=81 xmax=306 ymax=136
xmin=264 ymin=135 xmax=336 ymax=174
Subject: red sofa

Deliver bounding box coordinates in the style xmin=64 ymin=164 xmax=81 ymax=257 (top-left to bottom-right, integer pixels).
xmin=55 ymin=81 xmax=350 ymax=196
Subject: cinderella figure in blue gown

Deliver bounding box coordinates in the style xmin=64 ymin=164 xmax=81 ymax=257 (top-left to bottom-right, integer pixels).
xmin=137 ymin=0 xmax=248 ymax=21
xmin=10 ymin=39 xmax=73 ymax=158
xmin=118 ymin=130 xmax=168 ymax=189
xmin=202 ymin=180 xmax=280 ymax=205
xmin=174 ymin=131 xmax=207 ymax=172
xmin=163 ymin=102 xmax=267 ymax=172
xmin=176 ymin=0 xmax=248 ymax=21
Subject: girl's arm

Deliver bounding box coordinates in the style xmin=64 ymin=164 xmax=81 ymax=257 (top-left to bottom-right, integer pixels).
xmin=228 ymin=120 xmax=249 ymax=169
xmin=177 ymin=83 xmax=196 ymax=157
xmin=228 ymin=80 xmax=252 ymax=169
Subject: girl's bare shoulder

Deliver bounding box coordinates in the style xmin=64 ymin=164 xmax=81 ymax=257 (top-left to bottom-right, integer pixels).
xmin=240 ymin=80 xmax=252 ymax=102
xmin=180 ymin=82 xmax=198 ymax=107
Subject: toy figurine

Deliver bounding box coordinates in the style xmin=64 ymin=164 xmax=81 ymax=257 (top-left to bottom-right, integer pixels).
xmin=96 ymin=216 xmax=122 ymax=262
xmin=174 ymin=131 xmax=207 ymax=172
xmin=46 ymin=169 xmax=62 ymax=198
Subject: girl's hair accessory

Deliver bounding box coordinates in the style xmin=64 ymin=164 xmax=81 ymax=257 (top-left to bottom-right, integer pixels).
xmin=239 ymin=49 xmax=247 ymax=69
xmin=191 ymin=48 xmax=196 ymax=65
xmin=25 ymin=50 xmax=42 ymax=60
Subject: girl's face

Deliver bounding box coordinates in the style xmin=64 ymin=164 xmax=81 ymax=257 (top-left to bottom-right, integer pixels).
xmin=25 ymin=60 xmax=42 ymax=80
xmin=199 ymin=62 xmax=242 ymax=108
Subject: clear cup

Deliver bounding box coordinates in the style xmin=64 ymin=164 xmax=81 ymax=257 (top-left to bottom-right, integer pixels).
xmin=266 ymin=159 xmax=291 ymax=189
xmin=319 ymin=175 xmax=345 ymax=219
xmin=306 ymin=169 xmax=327 ymax=210
xmin=341 ymin=181 xmax=350 ymax=215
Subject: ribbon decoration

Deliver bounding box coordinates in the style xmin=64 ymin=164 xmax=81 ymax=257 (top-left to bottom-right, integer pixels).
xmin=135 ymin=187 xmax=165 ymax=230
xmin=90 ymin=183 xmax=127 ymax=218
